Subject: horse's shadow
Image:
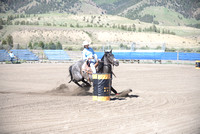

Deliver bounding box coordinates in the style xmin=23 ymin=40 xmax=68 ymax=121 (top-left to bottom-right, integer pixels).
xmin=128 ymin=95 xmax=139 ymax=98
xmin=110 ymin=94 xmax=139 ymax=101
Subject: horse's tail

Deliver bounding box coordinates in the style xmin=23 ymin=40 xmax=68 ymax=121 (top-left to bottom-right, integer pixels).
xmin=68 ymin=65 xmax=73 ymax=83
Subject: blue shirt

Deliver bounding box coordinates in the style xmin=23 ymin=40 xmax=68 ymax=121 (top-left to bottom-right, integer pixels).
xmin=9 ymin=53 xmax=15 ymax=58
xmin=82 ymin=47 xmax=95 ymax=60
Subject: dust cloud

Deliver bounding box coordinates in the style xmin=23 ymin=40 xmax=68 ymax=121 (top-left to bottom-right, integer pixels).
xmin=45 ymin=84 xmax=92 ymax=96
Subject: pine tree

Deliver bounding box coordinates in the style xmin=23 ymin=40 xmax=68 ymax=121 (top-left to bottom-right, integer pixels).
xmin=48 ymin=41 xmax=56 ymax=50
xmin=2 ymin=40 xmax=7 ymax=45
xmin=39 ymin=41 xmax=45 ymax=49
xmin=28 ymin=42 xmax=33 ymax=49
xmin=56 ymin=42 xmax=62 ymax=50
xmin=6 ymin=35 xmax=13 ymax=48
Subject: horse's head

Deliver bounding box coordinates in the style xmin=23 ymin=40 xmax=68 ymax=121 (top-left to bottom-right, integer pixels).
xmin=104 ymin=50 xmax=119 ymax=66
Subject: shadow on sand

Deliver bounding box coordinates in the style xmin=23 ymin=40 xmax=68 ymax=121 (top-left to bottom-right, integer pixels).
xmin=111 ymin=94 xmax=139 ymax=101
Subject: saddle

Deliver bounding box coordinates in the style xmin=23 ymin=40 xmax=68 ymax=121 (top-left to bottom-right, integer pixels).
xmin=81 ymin=60 xmax=99 ymax=75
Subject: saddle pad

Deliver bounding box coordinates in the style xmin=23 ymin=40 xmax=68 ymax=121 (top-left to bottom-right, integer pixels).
xmin=82 ymin=61 xmax=92 ymax=73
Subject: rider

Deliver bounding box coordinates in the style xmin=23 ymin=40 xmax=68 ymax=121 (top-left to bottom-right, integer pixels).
xmin=82 ymin=41 xmax=98 ymax=74
xmin=9 ymin=51 xmax=15 ymax=64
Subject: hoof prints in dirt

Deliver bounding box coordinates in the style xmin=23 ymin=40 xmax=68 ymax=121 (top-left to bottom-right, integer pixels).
xmin=45 ymin=84 xmax=92 ymax=96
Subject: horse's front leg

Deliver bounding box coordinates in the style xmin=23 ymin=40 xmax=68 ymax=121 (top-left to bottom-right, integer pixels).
xmin=74 ymin=81 xmax=83 ymax=87
xmin=82 ymin=79 xmax=91 ymax=87
xmin=111 ymin=86 xmax=118 ymax=94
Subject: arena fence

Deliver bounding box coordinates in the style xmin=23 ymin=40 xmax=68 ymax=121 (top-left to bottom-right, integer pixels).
xmin=1 ymin=50 xmax=199 ymax=63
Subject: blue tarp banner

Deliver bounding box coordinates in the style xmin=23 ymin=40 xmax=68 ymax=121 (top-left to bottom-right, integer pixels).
xmin=96 ymin=52 xmax=200 ymax=61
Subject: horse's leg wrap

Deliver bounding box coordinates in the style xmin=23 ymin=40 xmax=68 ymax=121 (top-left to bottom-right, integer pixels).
xmin=111 ymin=86 xmax=117 ymax=94
xmin=82 ymin=78 xmax=91 ymax=87
xmin=73 ymin=80 xmax=83 ymax=87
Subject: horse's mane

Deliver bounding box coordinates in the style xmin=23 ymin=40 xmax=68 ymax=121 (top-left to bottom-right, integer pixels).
xmin=97 ymin=52 xmax=111 ymax=73
xmin=97 ymin=56 xmax=104 ymax=73
xmin=97 ymin=54 xmax=106 ymax=73
xmin=101 ymin=55 xmax=104 ymax=61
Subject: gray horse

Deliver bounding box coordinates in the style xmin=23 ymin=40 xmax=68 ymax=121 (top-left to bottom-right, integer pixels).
xmin=68 ymin=50 xmax=119 ymax=94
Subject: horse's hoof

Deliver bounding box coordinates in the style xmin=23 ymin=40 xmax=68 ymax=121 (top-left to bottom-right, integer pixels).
xmin=85 ymin=84 xmax=91 ymax=87
xmin=81 ymin=83 xmax=91 ymax=87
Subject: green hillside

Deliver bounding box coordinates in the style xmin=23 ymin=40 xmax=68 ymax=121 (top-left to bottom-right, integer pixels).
xmin=94 ymin=0 xmax=142 ymax=15
xmin=0 ymin=0 xmax=105 ymax=15
xmin=139 ymin=6 xmax=199 ymax=26
xmin=93 ymin=0 xmax=119 ymax=5
xmin=93 ymin=0 xmax=200 ymax=21
xmin=0 ymin=0 xmax=200 ymax=26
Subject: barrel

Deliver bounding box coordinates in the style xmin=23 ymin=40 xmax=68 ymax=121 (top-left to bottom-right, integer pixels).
xmin=195 ymin=60 xmax=200 ymax=69
xmin=92 ymin=73 xmax=111 ymax=101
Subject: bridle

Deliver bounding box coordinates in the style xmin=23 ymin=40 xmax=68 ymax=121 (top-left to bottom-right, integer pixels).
xmin=101 ymin=52 xmax=117 ymax=77
xmin=103 ymin=52 xmax=116 ymax=66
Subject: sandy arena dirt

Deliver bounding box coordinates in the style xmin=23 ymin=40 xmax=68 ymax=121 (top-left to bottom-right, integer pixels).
xmin=0 ymin=63 xmax=200 ymax=134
